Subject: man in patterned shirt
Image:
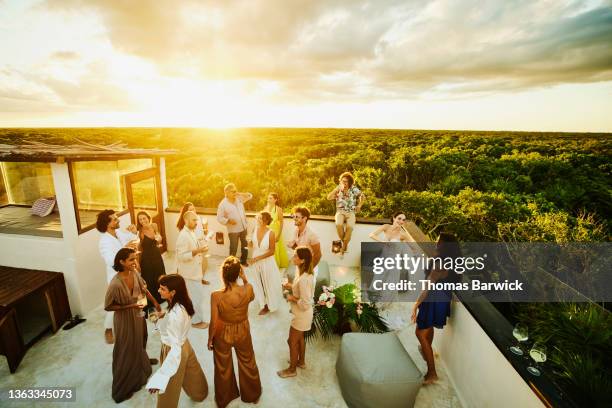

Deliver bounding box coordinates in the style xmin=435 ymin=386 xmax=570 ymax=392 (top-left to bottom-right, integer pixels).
xmin=326 ymin=171 xmax=365 ymax=255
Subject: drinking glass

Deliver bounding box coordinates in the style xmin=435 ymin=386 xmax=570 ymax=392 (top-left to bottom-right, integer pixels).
xmin=510 ymin=323 xmax=528 ymax=356
xmin=527 ymin=342 xmax=547 ymax=376
xmin=201 ymin=217 xmax=209 ymax=234
xmin=137 ymin=295 xmax=147 ymax=318
xmin=148 ymin=311 xmax=160 ymax=332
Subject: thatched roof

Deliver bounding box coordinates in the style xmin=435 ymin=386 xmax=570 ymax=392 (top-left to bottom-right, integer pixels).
xmin=0 ymin=139 xmax=176 ymax=162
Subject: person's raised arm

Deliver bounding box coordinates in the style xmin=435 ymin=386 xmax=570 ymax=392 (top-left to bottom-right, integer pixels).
xmin=146 ymin=288 xmax=162 ymax=312
xmin=238 ymin=192 xmax=253 ymax=203
xmin=326 ymin=186 xmax=340 ymax=201
xmin=369 ymin=225 xmax=387 ymax=242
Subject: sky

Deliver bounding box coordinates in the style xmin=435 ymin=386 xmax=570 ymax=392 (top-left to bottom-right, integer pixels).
xmin=1 ymin=0 xmax=611 ymax=131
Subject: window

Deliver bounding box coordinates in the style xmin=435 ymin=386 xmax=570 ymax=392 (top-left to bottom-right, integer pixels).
xmin=0 ymin=162 xmax=55 ymax=205
xmin=71 ymin=159 xmax=153 ymax=231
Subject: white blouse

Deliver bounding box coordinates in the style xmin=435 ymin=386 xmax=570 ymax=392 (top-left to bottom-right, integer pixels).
xmin=145 ymin=304 xmax=191 ymax=393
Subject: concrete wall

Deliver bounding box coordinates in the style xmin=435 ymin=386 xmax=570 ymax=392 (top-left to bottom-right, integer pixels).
xmin=0 ymin=163 xmax=138 ymax=316
xmin=435 ymin=302 xmax=544 ymax=408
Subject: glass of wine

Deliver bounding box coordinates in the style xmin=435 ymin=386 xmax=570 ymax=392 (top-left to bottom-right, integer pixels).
xmin=527 ymin=342 xmax=547 ymax=376
xmin=137 ymin=295 xmax=147 ymax=318
xmin=510 ymin=323 xmax=528 ymax=356
xmin=148 ymin=311 xmax=160 ymax=332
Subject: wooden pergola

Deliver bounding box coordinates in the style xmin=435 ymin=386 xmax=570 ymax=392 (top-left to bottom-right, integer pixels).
xmin=0 ymin=140 xmax=176 ymax=162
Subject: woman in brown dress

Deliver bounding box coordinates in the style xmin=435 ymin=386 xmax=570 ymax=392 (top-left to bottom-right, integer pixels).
xmin=104 ymin=247 xmax=161 ymax=403
xmin=208 ymin=256 xmax=262 ymax=408
xmin=278 ymin=246 xmax=315 ymax=378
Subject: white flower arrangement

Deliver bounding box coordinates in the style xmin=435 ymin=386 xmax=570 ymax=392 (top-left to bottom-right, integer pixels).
xmin=318 ymin=286 xmax=336 ymax=308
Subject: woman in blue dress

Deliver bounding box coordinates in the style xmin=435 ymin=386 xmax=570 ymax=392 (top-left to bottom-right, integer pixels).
xmin=411 ymin=232 xmax=461 ymax=384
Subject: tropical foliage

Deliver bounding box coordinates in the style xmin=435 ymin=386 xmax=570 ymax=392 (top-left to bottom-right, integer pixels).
xmin=305 ymin=283 xmax=389 ymax=342
xmin=1 ymin=128 xmax=609 ymax=242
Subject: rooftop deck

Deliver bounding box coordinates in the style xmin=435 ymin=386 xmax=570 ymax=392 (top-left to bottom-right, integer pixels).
xmin=0 ymin=253 xmax=461 ymax=408
xmin=0 ymin=205 xmax=62 ymax=238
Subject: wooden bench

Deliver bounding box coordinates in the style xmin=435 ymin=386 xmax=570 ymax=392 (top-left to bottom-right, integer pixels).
xmin=0 ymin=266 xmax=71 ymax=373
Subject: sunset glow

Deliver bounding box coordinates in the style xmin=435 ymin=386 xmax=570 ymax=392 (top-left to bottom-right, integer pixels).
xmin=1 ymin=0 xmax=611 ymax=131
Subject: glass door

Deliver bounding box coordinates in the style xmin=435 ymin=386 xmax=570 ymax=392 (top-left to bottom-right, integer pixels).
xmin=124 ymin=167 xmax=167 ymax=252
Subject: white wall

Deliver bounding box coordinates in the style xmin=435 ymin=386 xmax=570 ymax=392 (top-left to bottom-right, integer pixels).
xmin=435 ymin=302 xmax=544 ymax=408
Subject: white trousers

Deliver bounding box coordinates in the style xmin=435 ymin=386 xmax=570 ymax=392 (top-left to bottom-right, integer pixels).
xmin=185 ymin=278 xmax=210 ymax=324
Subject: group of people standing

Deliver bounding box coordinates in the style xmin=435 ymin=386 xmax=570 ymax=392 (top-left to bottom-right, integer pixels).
xmin=96 ymin=171 xmax=457 ymax=405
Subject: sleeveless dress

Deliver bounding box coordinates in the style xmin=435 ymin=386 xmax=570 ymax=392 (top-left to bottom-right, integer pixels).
xmin=416 ymin=269 xmax=452 ymax=329
xmin=250 ymin=227 xmax=283 ymax=312
xmin=140 ymin=234 xmax=166 ymax=304
xmin=268 ymin=206 xmax=289 ymax=268
xmin=212 ymin=285 xmax=262 ymax=408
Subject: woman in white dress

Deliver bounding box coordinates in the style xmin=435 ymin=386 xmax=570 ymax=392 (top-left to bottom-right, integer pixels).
xmin=248 ymin=211 xmax=283 ymax=316
xmin=146 ymin=274 xmax=208 ymax=407
xmin=369 ymin=211 xmax=412 ymax=243
xmin=368 ymin=212 xmax=420 ymax=302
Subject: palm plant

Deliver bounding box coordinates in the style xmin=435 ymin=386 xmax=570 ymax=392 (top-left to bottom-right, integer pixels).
xmin=306 ymin=283 xmax=389 ymax=342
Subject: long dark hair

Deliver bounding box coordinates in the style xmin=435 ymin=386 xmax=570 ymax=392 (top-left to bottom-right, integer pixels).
xmin=221 ymin=256 xmax=241 ymax=292
xmin=295 ymin=246 xmax=314 ymax=276
xmin=158 ymin=274 xmax=195 ymax=316
xmin=427 ymin=232 xmax=462 ymax=282
xmin=177 ymin=202 xmax=194 ymax=230
xmin=136 ymin=210 xmax=151 ymax=232
xmin=113 ymin=247 xmax=136 ymax=272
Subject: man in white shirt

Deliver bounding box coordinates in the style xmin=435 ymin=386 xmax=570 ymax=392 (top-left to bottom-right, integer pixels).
xmin=176 ymin=211 xmax=209 ymax=329
xmin=216 ymin=183 xmax=252 ymax=265
xmin=97 ymin=209 xmax=138 ymax=344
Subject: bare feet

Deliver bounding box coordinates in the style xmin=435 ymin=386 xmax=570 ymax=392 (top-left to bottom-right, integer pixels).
xmin=423 ymin=372 xmax=439 ymax=385
xmin=287 ymin=359 xmax=306 ymax=369
xmin=192 ymin=322 xmax=210 ymax=329
xmin=201 ymin=279 xmax=210 ymax=285
xmin=104 ymin=329 xmax=114 ymax=344
xmin=258 ymin=306 xmax=270 ymax=316
xmin=277 ymin=368 xmax=297 ymax=378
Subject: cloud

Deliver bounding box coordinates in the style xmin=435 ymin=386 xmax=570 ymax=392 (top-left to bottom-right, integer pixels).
xmin=35 ymin=0 xmax=612 ymax=102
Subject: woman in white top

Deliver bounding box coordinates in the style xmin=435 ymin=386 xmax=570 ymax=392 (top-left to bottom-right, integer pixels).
xmin=147 ymin=274 xmax=208 ymax=408
xmin=248 ymin=211 xmax=283 ymax=315
xmin=277 ymin=246 xmax=315 ymax=378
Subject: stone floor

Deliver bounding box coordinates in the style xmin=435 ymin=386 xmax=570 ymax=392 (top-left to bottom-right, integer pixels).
xmin=0 ymin=254 xmax=462 ymax=408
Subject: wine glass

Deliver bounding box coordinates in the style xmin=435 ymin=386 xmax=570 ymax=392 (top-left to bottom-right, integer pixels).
xmin=148 ymin=311 xmax=160 ymax=332
xmin=137 ymin=295 xmax=147 ymax=318
xmin=527 ymin=342 xmax=547 ymax=376
xmin=510 ymin=323 xmax=528 ymax=356
xmin=201 ymin=217 xmax=209 ymax=234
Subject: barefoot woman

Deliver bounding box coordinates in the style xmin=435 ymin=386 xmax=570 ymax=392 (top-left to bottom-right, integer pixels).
xmin=411 ymin=233 xmax=460 ymax=385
